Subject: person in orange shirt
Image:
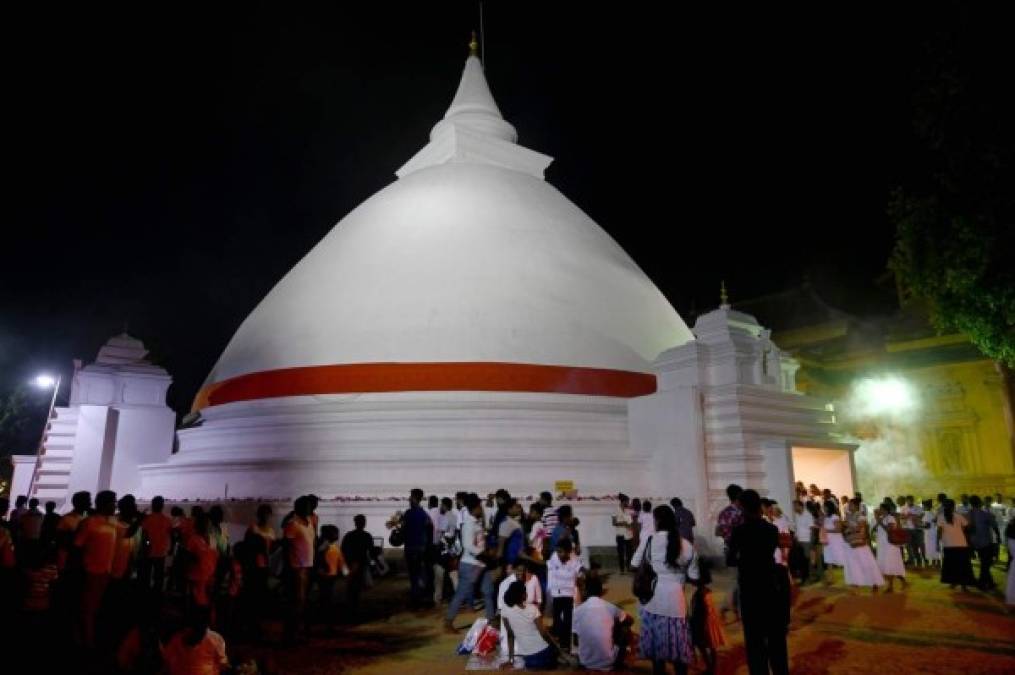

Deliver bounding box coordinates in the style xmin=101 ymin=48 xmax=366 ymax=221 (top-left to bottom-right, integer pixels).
xmin=74 ymin=489 xmax=118 ymax=648
xmin=56 ymin=491 xmax=91 ymax=572
xmin=315 ymin=525 xmax=348 ymax=633
xmin=141 ymin=496 xmax=173 ymax=593
xmin=111 ymin=495 xmax=142 ymax=582
xmin=186 ymin=512 xmax=219 ymax=611
xmin=283 ymin=496 xmax=314 ymax=644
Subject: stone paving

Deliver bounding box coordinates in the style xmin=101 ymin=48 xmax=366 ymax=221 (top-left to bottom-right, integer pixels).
xmin=231 ymin=561 xmax=1014 ymax=674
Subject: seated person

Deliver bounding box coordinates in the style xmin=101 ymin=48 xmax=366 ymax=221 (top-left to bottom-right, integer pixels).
xmin=501 ymin=580 xmax=561 ymax=670
xmin=497 ymin=560 xmax=543 ymax=661
xmin=161 ymin=607 xmax=229 ymax=675
xmin=572 ymin=576 xmax=632 ymax=671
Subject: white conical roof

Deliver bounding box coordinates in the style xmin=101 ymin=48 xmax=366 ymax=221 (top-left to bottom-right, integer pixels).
xmin=196 ymin=52 xmax=692 ymax=409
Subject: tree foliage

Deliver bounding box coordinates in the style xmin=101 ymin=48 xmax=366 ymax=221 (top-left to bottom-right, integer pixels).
xmin=889 ymin=19 xmax=1015 ymax=368
xmin=0 ymin=387 xmax=35 ymax=456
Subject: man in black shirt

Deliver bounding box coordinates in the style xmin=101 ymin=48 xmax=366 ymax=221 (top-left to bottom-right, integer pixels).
xmin=729 ymin=489 xmax=790 ymax=675
xmin=341 ymin=514 xmax=375 ymax=617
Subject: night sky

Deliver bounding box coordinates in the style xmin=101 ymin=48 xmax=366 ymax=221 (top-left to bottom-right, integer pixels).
xmin=2 ymin=3 xmax=1011 ymax=428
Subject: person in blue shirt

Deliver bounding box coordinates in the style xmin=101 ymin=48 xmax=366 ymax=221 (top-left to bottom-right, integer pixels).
xmin=550 ymin=504 xmax=574 ymax=552
xmin=968 ymin=495 xmax=1000 ymax=590
xmin=401 ymin=488 xmax=433 ymax=608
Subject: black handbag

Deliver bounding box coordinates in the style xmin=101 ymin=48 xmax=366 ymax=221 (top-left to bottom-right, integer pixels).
xmin=632 ymin=535 xmax=657 ymax=604
xmin=388 ymin=528 xmax=404 ymax=547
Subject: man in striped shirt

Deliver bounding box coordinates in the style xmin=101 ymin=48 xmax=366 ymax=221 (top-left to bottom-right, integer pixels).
xmin=540 ymin=491 xmax=558 ymax=531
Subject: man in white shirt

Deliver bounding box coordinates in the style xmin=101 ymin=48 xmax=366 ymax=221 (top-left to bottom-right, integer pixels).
xmin=903 ymin=496 xmax=926 ymax=567
xmin=613 ymin=495 xmax=634 ymax=574
xmin=445 ymin=493 xmax=496 ymax=632
xmin=572 ymin=576 xmax=631 ymax=671
xmin=454 ymin=491 xmax=468 ymax=535
xmin=791 ymin=499 xmax=814 ymax=583
xmin=638 ymin=501 xmax=655 ymax=537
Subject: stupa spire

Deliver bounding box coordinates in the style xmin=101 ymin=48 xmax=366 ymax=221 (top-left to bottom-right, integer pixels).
xmin=395 ymin=34 xmax=553 ymax=179
xmin=430 ymin=33 xmax=517 ymax=143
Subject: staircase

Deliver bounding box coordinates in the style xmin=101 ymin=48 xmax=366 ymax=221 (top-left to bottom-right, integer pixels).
xmin=31 ymin=406 xmax=79 ymax=505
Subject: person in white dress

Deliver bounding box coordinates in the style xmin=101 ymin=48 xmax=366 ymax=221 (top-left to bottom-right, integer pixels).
xmin=822 ymin=502 xmax=846 ymax=572
xmin=921 ymin=499 xmax=941 ymax=566
xmin=873 ymin=509 xmax=907 ymax=592
xmin=842 ymin=499 xmax=884 ymax=592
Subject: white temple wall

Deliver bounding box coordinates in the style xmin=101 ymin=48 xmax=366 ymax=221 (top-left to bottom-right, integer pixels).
xmin=65 ymin=405 xmax=116 ymax=497
xmin=9 ymin=455 xmax=35 ymax=502
xmin=628 ymin=386 xmax=710 ymax=542
xmin=761 ymin=439 xmax=795 ymax=513
xmin=108 ymin=406 xmax=176 ymax=497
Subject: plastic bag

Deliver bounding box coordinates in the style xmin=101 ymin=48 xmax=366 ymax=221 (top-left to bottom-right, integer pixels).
xmin=473 ymin=625 xmax=500 ymax=656
xmin=456 ymin=617 xmax=488 ymax=655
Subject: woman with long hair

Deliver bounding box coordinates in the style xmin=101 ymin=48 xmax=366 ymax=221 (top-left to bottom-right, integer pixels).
xmin=937 ymin=499 xmax=976 ymax=591
xmin=630 ymin=505 xmax=695 ymax=675
xmin=822 ymin=500 xmax=846 ymax=573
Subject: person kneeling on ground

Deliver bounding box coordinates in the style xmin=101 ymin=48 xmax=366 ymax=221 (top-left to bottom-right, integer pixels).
xmin=572 ymin=576 xmax=632 ymax=671
xmin=502 ymin=580 xmax=564 ymax=670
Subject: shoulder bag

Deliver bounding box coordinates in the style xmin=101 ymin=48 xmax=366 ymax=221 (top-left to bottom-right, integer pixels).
xmin=632 ymin=535 xmax=657 ymax=604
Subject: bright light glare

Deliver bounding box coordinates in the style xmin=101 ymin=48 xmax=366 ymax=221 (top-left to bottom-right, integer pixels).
xmin=34 ymin=375 xmax=56 ymax=389
xmin=853 ymin=376 xmax=916 ymax=416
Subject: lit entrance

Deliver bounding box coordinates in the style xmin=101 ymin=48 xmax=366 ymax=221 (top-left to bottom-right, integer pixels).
xmin=791 ymin=445 xmax=856 ymax=499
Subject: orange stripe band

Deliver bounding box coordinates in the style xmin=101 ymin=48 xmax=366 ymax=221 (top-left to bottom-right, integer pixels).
xmin=193 ymin=362 xmax=657 ymax=412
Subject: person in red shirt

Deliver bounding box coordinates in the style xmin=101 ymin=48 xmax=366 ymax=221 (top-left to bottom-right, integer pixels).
xmin=74 ymin=489 xmax=118 ymax=648
xmin=141 ymin=496 xmax=173 ymax=593
xmin=315 ymin=525 xmax=347 ymax=633
xmin=186 ymin=512 xmax=219 ymax=611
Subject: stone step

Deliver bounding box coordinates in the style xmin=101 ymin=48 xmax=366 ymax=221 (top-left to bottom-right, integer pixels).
xmin=33 ymin=487 xmax=68 ymax=500
xmin=40 ymin=448 xmax=73 ymax=459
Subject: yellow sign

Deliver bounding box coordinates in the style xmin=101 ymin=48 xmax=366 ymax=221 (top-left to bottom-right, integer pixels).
xmin=554 ymin=480 xmax=574 ymax=493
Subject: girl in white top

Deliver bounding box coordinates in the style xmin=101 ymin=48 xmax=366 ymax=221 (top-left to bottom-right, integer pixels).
xmin=629 ymin=505 xmax=696 ymax=670
xmin=822 ymin=503 xmax=846 ymax=569
xmin=501 ymin=580 xmax=559 ymax=669
xmin=874 ymin=510 xmax=907 ymax=591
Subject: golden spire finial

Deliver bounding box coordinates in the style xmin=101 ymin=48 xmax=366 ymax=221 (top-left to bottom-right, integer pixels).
xmin=469 ymin=31 xmax=480 ymax=57
xmin=720 ymin=280 xmax=730 ymax=308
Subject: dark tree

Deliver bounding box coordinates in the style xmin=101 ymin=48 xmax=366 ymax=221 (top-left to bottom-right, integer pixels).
xmin=889 ymin=11 xmax=1014 ymax=369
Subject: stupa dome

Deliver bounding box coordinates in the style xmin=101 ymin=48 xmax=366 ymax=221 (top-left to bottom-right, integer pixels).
xmin=195 ymin=53 xmax=692 ymax=411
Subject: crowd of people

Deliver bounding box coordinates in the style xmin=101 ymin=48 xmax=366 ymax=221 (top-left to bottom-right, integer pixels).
xmin=0 ymin=482 xmax=1012 ymax=674
xmin=0 ymin=490 xmax=388 ymax=674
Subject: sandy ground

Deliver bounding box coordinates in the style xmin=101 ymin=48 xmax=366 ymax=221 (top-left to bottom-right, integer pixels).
xmin=231 ymin=559 xmax=1015 ymax=675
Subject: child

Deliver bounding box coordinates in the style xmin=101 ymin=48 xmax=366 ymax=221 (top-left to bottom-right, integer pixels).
xmin=316 ymin=525 xmax=348 ymax=632
xmin=690 ymin=559 xmax=725 ymax=675
xmin=547 ymin=539 xmax=584 ymax=652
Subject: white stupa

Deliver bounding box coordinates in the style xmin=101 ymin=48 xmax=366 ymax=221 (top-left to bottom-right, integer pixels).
xmin=139 ymin=44 xmax=701 ymax=501
xmin=13 ymin=41 xmax=856 ymax=548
